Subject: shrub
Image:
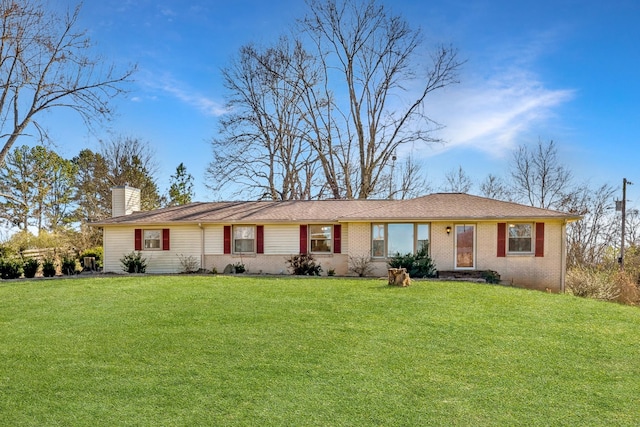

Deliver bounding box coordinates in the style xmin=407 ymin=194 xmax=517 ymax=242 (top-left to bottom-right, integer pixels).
xmin=42 ymin=258 xmax=57 ymax=277
xmin=349 ymin=254 xmax=375 ymax=277
xmin=387 ymin=245 xmax=436 ymax=278
xmin=611 ymin=271 xmax=640 ymax=305
xmin=178 ymin=254 xmax=200 ymax=273
xmin=61 ymin=256 xmax=79 ymax=275
xmin=481 ymin=270 xmax=501 ymax=284
xmin=0 ymin=258 xmax=23 ymax=279
xmin=23 ymin=258 xmax=40 ymax=278
xmin=232 ymin=262 xmax=246 ymax=274
xmin=120 ymin=251 xmax=147 ymax=274
xmin=566 ymin=267 xmax=621 ymax=302
xmin=286 ymin=253 xmax=322 ymax=276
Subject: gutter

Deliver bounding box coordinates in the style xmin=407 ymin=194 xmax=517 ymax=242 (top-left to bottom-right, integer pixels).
xmin=198 ymin=222 xmax=205 ymax=271
xmin=561 ymin=219 xmax=567 ymax=293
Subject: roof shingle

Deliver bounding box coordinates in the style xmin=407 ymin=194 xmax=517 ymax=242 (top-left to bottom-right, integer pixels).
xmin=92 ymin=193 xmax=580 ymax=226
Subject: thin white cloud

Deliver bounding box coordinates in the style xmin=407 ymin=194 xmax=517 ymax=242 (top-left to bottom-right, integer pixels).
xmin=427 ymin=71 xmax=575 ymax=157
xmin=409 ymin=23 xmax=578 ymax=159
xmin=160 ymin=81 xmax=228 ymax=117
xmin=137 ymin=70 xmax=228 ymax=117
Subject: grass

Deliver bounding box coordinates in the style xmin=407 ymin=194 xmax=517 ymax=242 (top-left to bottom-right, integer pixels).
xmin=1 ymin=275 xmax=639 ymax=426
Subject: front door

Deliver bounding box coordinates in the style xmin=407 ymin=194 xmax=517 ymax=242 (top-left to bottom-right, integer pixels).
xmin=455 ymin=224 xmax=475 ymax=269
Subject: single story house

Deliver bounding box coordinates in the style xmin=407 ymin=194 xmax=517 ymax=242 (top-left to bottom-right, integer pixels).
xmin=92 ymin=186 xmax=581 ymax=292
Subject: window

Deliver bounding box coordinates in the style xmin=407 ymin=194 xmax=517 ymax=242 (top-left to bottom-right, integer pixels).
xmin=508 ymin=223 xmax=532 ymax=253
xmin=144 ymin=230 xmax=161 ymax=249
xmin=388 ymin=224 xmax=414 ymax=256
xmin=310 ymin=225 xmax=332 ymax=253
xmin=371 ymin=223 xmax=430 ymax=258
xmin=233 ymin=226 xmax=255 ymax=253
xmin=135 ymin=229 xmax=169 ymax=251
xmin=372 ymin=224 xmax=385 ymax=257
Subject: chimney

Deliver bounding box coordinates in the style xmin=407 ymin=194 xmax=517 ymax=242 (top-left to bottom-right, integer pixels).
xmin=111 ymin=186 xmax=141 ymax=217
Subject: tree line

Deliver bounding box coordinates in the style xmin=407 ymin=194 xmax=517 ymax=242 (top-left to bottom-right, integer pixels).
xmin=0 ymin=137 xmax=194 ymax=249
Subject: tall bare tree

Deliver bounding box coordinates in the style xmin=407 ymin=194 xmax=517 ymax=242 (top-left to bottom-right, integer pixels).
xmin=301 ymin=0 xmax=461 ymax=199
xmin=510 ymin=140 xmax=572 ymax=209
xmin=207 ymin=39 xmax=321 ymax=200
xmin=208 ymin=0 xmax=461 ymax=200
xmin=0 ymin=0 xmax=134 ymax=168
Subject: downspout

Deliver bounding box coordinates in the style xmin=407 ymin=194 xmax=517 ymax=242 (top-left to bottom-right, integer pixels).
xmin=561 ymin=219 xmax=567 ymax=293
xmin=198 ymin=223 xmax=205 ymax=271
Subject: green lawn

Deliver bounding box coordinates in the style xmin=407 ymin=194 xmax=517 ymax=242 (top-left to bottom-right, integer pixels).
xmin=1 ymin=275 xmax=639 ymax=426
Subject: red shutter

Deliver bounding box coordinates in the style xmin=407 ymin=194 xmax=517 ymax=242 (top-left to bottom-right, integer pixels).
xmin=162 ymin=228 xmax=170 ymax=251
xmin=256 ymin=225 xmax=264 ymax=254
xmin=535 ymin=222 xmax=545 ymax=257
xmin=497 ymin=223 xmax=506 ymax=257
xmin=333 ymin=224 xmax=342 ymax=254
xmin=224 ymin=226 xmax=231 ymax=254
xmin=134 ymin=229 xmax=142 ymax=251
xmin=299 ymin=225 xmax=308 ymax=254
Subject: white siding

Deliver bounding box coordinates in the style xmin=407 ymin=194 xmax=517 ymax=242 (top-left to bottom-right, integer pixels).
xmin=204 ymin=225 xmax=224 ymax=254
xmin=103 ymin=227 xmax=134 ymax=273
xmin=264 ymin=224 xmax=299 ymax=254
xmin=103 ymin=225 xmax=203 ymax=274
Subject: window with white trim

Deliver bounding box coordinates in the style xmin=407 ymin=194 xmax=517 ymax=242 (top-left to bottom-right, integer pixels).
xmin=233 ymin=225 xmax=255 ymax=253
xmin=144 ymin=230 xmax=161 ymax=250
xmin=508 ymin=223 xmax=533 ymax=253
xmin=309 ymin=225 xmax=332 ymax=253
xmin=371 ymin=223 xmax=430 ymax=258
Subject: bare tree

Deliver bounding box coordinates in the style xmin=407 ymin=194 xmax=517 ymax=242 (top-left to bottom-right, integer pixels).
xmin=100 ymin=136 xmax=160 ymax=210
xmin=442 ymin=165 xmax=472 ymax=193
xmin=0 ymin=1 xmax=134 ymax=167
xmin=207 ymin=39 xmax=321 ymax=200
xmin=510 ymin=140 xmax=572 ymax=209
xmin=390 ymin=155 xmax=432 ymax=200
xmin=479 ymin=174 xmax=513 ymax=201
xmin=209 ymin=0 xmax=461 ymax=200
xmin=563 ymin=183 xmax=618 ymax=267
xmin=625 ymin=207 xmax=640 ymax=247
xmin=301 ymin=0 xmax=462 ymax=199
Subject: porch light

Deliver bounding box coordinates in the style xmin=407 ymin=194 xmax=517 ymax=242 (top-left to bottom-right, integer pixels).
xmin=446 ymin=226 xmax=452 ymax=235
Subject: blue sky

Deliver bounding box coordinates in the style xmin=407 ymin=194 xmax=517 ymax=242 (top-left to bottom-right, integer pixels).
xmin=45 ymin=0 xmax=639 ymax=205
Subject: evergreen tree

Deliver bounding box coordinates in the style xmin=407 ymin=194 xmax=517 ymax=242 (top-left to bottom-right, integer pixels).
xmin=167 ymin=163 xmax=195 ymax=206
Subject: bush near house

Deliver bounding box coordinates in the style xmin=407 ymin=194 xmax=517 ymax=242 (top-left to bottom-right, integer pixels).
xmin=0 ymin=258 xmax=23 ymax=279
xmin=23 ymin=258 xmax=40 ymax=278
xmin=42 ymin=258 xmax=57 ymax=277
xmin=61 ymin=256 xmax=79 ymax=276
xmin=120 ymin=251 xmax=147 ymax=273
xmin=387 ymin=245 xmax=437 ymax=278
xmin=286 ymin=253 xmax=322 ymax=276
